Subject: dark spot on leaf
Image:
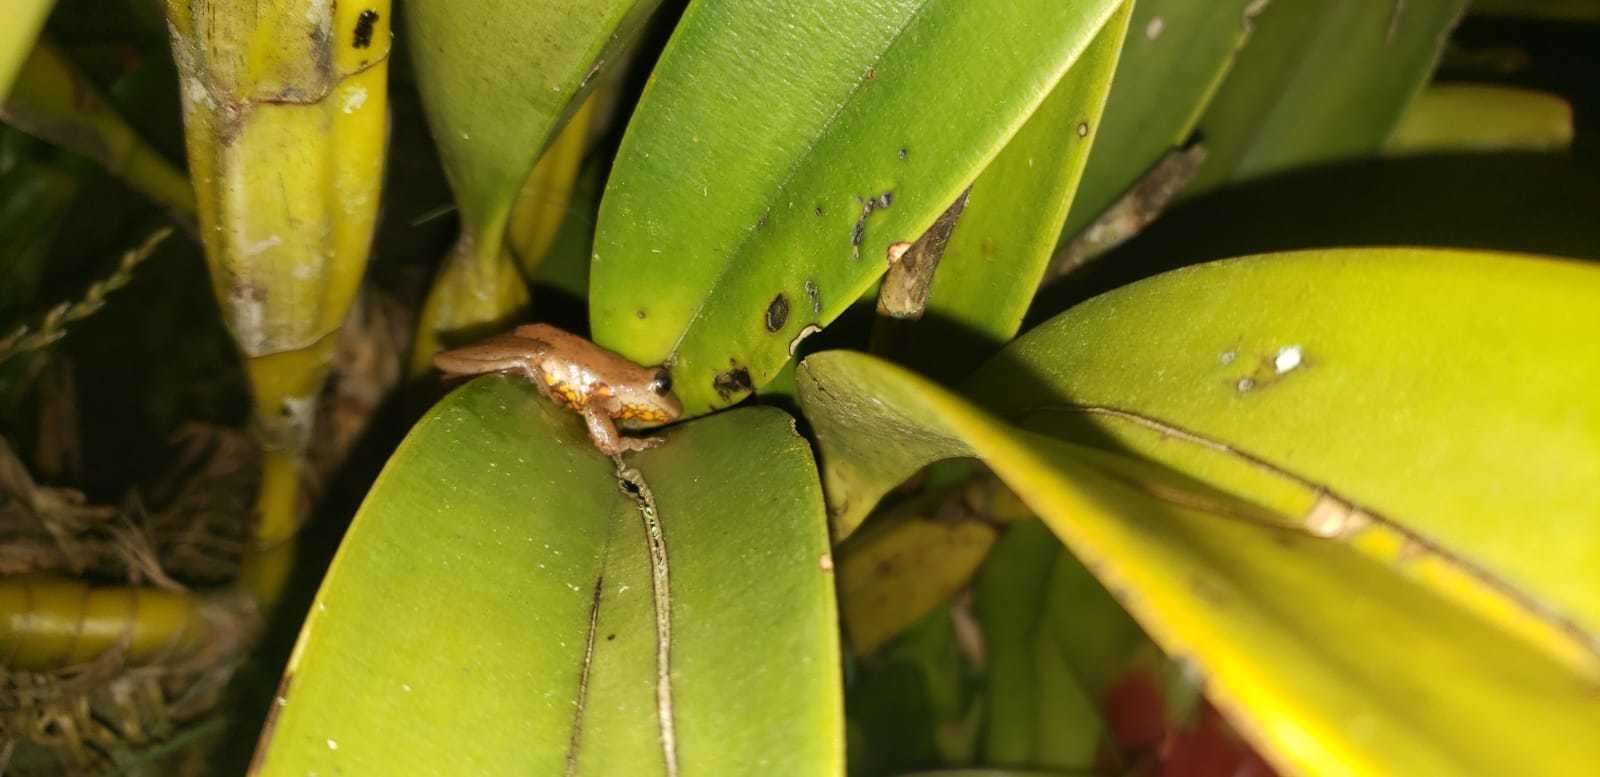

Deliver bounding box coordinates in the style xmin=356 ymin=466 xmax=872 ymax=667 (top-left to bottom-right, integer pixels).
xmin=898 ymin=147 xmax=908 ymax=160
xmin=636 ymin=309 xmax=647 ymax=320
xmin=805 ymin=280 xmax=821 ymax=313
xmin=756 ymin=213 xmax=768 ymax=230
xmin=865 ymin=67 xmax=876 ymax=80
xmin=353 ymin=10 xmax=380 ymax=49
xmin=765 ymin=294 xmax=789 ymax=332
xmin=619 ymin=479 xmax=641 ymax=496
xmin=877 ymin=191 xmax=893 ymax=209
xmin=815 ymin=205 xmax=825 ymax=216
xmin=851 ymin=219 xmax=865 ymax=248
xmin=712 ymin=362 xmax=754 ymax=400
xmin=607 ymin=634 xmax=616 ymax=641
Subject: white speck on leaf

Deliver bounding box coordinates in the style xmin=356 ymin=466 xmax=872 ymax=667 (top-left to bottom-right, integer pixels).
xmin=327 ymin=739 xmax=338 ymax=751
xmin=1146 ymin=16 xmax=1166 ymax=39
xmin=1275 ymin=345 xmax=1303 ymax=374
xmin=1236 ymin=377 xmax=1255 ymax=393
xmin=342 ymin=86 xmax=368 ymax=114
xmin=242 ymin=235 xmax=281 ymax=257
xmin=1219 ymin=350 xmax=1236 ymax=365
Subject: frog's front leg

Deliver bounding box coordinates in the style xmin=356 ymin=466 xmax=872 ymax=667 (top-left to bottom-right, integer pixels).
xmin=582 ymin=405 xmax=662 ymax=457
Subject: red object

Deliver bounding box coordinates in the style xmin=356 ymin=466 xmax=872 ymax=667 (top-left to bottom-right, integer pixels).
xmin=1101 ymin=669 xmax=1279 ymax=777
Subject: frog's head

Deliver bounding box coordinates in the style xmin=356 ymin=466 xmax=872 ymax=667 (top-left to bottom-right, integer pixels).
xmin=613 ymin=368 xmax=683 ymax=429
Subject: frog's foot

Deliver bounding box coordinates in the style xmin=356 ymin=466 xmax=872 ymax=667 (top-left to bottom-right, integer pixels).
xmin=616 ymin=435 xmax=666 ymax=454
xmin=584 ymin=406 xmax=666 ymax=457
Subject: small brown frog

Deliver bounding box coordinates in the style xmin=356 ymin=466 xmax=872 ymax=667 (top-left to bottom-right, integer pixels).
xmin=433 ymin=324 xmax=681 ymax=456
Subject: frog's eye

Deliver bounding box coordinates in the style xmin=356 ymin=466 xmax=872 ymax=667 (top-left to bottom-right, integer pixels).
xmin=649 ymin=370 xmax=673 ymax=396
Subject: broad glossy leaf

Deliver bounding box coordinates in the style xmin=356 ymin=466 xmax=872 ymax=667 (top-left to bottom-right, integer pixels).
xmin=796 ymin=246 xmax=1600 ymax=774
xmin=968 ymin=248 xmax=1600 ymax=643
xmin=592 ymin=0 xmax=1125 ymax=414
xmin=405 ymin=0 xmax=660 ymax=253
xmin=1062 ymin=0 xmax=1261 ymax=239
xmin=252 ymin=378 xmax=841 ymax=776
xmin=1189 ymin=0 xmax=1468 ymax=191
xmin=888 ymin=2 xmax=1130 ymax=383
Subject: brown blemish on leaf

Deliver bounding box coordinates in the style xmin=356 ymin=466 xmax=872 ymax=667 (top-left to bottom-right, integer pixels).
xmin=850 ymin=190 xmax=896 ymax=260
xmin=765 ymin=293 xmax=789 ymax=332
xmin=804 ymin=280 xmax=822 ymax=313
xmin=712 ymin=362 xmax=754 ymax=401
xmin=877 ymin=187 xmax=971 ymax=319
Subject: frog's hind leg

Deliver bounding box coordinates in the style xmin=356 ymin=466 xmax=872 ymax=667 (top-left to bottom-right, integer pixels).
xmin=582 ymin=405 xmax=624 ymax=457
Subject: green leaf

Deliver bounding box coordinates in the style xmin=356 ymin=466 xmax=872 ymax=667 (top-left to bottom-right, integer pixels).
xmin=977 ymin=520 xmax=1152 ymax=769
xmin=845 ymin=606 xmax=982 ymax=776
xmin=968 ymin=247 xmax=1600 ymax=642
xmin=0 ymin=0 xmax=52 ymax=99
xmin=795 ymin=247 xmax=1600 ymax=775
xmin=1062 ymin=0 xmax=1261 ymax=239
xmin=251 ymin=378 xmax=842 ymax=776
xmin=885 ymin=2 xmax=1131 ymax=383
xmin=592 ymin=0 xmax=1125 ymax=415
xmin=404 ymin=0 xmax=661 ymax=254
xmin=1385 ymin=83 xmax=1573 ymax=155
xmin=1189 ymin=0 xmax=1468 ymax=191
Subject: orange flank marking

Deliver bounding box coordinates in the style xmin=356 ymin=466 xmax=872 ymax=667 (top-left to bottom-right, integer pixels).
xmin=623 ymin=405 xmax=666 ymax=424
